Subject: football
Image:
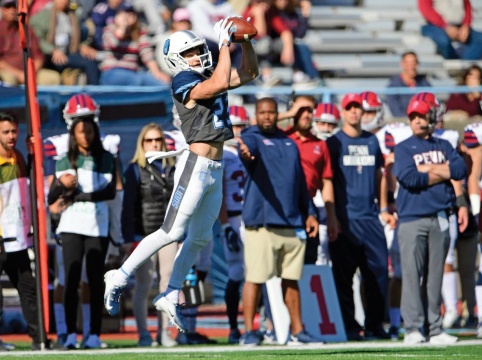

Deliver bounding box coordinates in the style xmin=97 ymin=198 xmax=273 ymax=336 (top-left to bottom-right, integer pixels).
xmin=228 ymin=17 xmax=258 ymax=43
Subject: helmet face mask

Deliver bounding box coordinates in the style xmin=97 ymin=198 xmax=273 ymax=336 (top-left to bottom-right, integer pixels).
xmin=163 ymin=30 xmax=212 ymax=74
xmin=312 ymin=103 xmax=340 ymax=140
xmin=360 ymin=91 xmax=384 ymax=131
xmin=228 ymin=105 xmax=249 ymax=141
xmin=63 ymin=94 xmax=100 ymax=130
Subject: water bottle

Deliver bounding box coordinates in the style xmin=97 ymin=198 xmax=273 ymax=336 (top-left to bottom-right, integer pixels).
xmin=185 ymin=268 xmax=197 ymax=287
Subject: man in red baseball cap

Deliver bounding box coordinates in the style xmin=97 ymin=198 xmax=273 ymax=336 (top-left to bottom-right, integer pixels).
xmin=392 ymin=94 xmax=467 ymax=345
xmin=325 ymin=93 xmax=396 ymax=340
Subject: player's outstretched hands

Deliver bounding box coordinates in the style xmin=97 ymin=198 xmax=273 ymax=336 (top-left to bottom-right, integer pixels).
xmin=214 ymin=18 xmax=234 ymax=49
xmin=237 ymin=137 xmax=254 ymax=161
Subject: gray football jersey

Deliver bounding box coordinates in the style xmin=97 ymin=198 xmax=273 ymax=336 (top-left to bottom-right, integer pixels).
xmin=172 ymin=69 xmax=234 ymax=144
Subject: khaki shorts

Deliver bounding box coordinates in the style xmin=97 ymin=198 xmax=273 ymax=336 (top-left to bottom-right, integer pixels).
xmin=244 ymin=227 xmax=306 ymax=283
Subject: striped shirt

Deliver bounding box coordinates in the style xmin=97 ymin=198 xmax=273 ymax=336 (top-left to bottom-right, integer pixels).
xmin=100 ymin=23 xmax=154 ymax=72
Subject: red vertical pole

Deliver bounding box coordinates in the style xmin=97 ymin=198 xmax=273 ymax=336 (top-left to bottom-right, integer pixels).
xmin=17 ymin=0 xmax=50 ymax=345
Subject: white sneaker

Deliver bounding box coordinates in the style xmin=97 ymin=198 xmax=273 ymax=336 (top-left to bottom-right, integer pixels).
xmin=477 ymin=323 xmax=482 ymax=339
xmin=104 ymin=270 xmax=125 ymax=316
xmin=442 ymin=309 xmax=459 ymax=329
xmin=63 ymin=333 xmax=78 ymax=349
xmin=429 ymin=332 xmax=458 ymax=344
xmin=403 ymin=331 xmax=426 ymax=345
xmin=153 ymin=294 xmax=187 ymax=333
xmin=82 ymin=334 xmax=101 ymax=349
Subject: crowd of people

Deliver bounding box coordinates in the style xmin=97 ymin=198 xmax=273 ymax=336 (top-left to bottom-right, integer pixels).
xmin=0 ymin=0 xmax=321 ymax=88
xmin=0 ymin=0 xmax=482 ymax=353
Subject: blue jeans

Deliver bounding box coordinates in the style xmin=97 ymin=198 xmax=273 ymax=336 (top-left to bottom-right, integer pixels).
xmin=421 ymin=24 xmax=482 ymax=60
xmin=294 ymin=41 xmax=319 ymax=79
xmin=48 ymin=52 xmax=100 ymax=85
xmin=100 ymin=68 xmax=166 ymax=86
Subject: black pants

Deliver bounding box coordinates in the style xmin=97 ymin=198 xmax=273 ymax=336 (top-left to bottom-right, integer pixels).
xmin=0 ymin=248 xmax=40 ymax=342
xmin=60 ymin=233 xmax=109 ymax=335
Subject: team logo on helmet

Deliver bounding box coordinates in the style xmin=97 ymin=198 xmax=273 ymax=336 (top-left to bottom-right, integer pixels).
xmin=163 ymin=30 xmax=212 ymax=74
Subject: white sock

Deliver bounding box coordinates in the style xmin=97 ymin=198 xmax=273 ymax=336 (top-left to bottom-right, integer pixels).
xmin=168 ymin=239 xmax=205 ymax=289
xmin=442 ymin=272 xmax=458 ymax=312
xmin=476 ymin=285 xmax=482 ymax=322
xmin=165 ymin=288 xmax=180 ymax=303
xmin=54 ymin=303 xmax=67 ymax=335
xmin=115 ymin=229 xmax=174 ymax=285
xmin=389 ymin=308 xmax=401 ymax=328
xmin=81 ymin=303 xmax=91 ymax=338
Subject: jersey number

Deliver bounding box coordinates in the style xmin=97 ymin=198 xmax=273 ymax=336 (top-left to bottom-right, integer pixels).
xmin=230 ymin=170 xmax=245 ymax=203
xmin=212 ymin=95 xmax=230 ymax=129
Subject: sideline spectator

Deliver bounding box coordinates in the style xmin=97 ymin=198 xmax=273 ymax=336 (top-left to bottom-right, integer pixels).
xmin=446 ymin=64 xmax=482 ymax=118
xmin=131 ymin=0 xmax=167 ymax=35
xmin=218 ymin=105 xmax=249 ymax=344
xmin=187 ymin=0 xmax=240 ymax=65
xmin=30 ymin=0 xmax=100 ymax=85
xmin=265 ymin=0 xmax=320 ymax=88
xmin=121 ymin=123 xmax=178 ymax=347
xmin=0 ymin=112 xmax=47 ymax=351
xmin=311 ymin=102 xmax=341 ymax=141
xmin=393 ymin=94 xmax=467 ymax=344
xmin=238 ymin=97 xmax=321 ymax=346
xmin=462 ymin=121 xmax=482 ymax=337
xmin=326 ymin=94 xmax=396 ymax=341
xmin=28 ymin=0 xmax=51 ymax=17
xmin=0 ymin=0 xmax=60 ymax=86
xmin=386 ymin=51 xmax=431 ymax=118
xmin=43 ymin=95 xmax=123 ymax=348
xmin=100 ymin=2 xmax=171 ymax=85
xmin=282 ymin=95 xmax=338 ymax=265
xmin=242 ymin=0 xmax=280 ymax=87
xmin=419 ymin=0 xmax=482 ymax=60
xmin=90 ymin=0 xmax=124 ymax=50
xmin=47 ymin=96 xmax=117 ymax=349
xmin=154 ymin=7 xmax=217 ymax=75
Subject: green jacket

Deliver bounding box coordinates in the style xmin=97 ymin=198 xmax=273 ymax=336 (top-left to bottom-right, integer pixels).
xmin=30 ymin=6 xmax=81 ymax=55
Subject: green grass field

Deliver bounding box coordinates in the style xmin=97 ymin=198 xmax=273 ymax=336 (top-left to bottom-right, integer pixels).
xmin=4 ymin=339 xmax=482 ymax=359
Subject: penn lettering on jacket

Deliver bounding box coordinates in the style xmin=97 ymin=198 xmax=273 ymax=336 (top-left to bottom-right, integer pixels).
xmin=413 ymin=151 xmax=446 ymax=165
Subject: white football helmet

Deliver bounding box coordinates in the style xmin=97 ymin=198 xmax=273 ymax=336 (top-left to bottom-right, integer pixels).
xmin=163 ymin=30 xmax=212 ymax=74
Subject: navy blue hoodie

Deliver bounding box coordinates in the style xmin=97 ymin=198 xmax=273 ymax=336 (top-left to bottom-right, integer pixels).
xmin=240 ymin=126 xmax=315 ymax=228
xmin=393 ymin=134 xmax=467 ymax=222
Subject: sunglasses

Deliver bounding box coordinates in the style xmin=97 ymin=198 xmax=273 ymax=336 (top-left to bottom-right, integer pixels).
xmin=143 ymin=137 xmax=163 ymax=143
xmin=2 ymin=3 xmax=16 ymax=8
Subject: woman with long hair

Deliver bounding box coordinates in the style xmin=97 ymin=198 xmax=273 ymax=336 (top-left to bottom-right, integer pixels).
xmin=121 ymin=123 xmax=178 ymax=347
xmin=47 ymin=116 xmax=116 ymax=349
xmin=99 ymin=3 xmax=171 ymax=86
xmin=446 ymin=64 xmax=482 ymax=118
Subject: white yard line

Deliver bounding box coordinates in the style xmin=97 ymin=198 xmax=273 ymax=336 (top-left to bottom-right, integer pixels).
xmin=4 ymin=339 xmax=482 ymax=356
